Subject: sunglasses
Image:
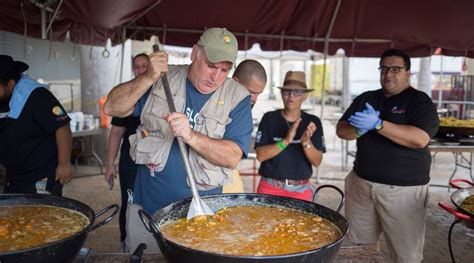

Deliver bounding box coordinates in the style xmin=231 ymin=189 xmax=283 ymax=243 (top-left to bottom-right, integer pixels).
xmin=281 ymin=89 xmax=306 ymax=97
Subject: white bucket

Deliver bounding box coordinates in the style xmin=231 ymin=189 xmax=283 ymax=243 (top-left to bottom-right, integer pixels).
xmin=68 ymin=112 xmax=77 ymax=132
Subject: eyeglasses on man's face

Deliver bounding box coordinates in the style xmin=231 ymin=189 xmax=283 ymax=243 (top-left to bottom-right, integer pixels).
xmin=378 ymin=66 xmax=406 ymax=74
xmin=281 ymin=89 xmax=306 ymax=97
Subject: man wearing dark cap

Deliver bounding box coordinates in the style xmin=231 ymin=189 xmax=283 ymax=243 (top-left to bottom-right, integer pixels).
xmin=105 ymin=28 xmax=252 ymax=252
xmin=255 ymin=71 xmax=326 ymax=201
xmin=0 ymin=55 xmax=72 ymax=196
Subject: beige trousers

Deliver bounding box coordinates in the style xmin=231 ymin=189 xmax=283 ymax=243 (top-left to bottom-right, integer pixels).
xmin=344 ymin=170 xmax=429 ymax=263
xmin=222 ymin=170 xmax=244 ymax=193
xmin=125 ymin=202 xmax=162 ymax=254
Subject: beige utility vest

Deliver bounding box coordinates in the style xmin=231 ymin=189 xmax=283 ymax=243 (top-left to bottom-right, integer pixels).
xmin=129 ymin=65 xmax=250 ymax=190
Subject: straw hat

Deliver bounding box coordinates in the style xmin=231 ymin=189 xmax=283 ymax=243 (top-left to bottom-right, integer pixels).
xmin=278 ymin=71 xmax=314 ymax=91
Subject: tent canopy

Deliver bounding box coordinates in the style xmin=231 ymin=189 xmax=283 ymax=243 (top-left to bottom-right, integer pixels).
xmin=2 ymin=0 xmax=474 ymax=57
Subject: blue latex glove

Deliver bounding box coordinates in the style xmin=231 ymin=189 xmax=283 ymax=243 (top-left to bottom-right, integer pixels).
xmin=348 ymin=103 xmax=381 ymax=131
xmin=354 ymin=107 xmax=373 ymax=136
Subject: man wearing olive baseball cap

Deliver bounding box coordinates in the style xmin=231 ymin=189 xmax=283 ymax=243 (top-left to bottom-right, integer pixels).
xmin=104 ymin=28 xmax=252 ymax=253
xmin=197 ymin=27 xmax=238 ymax=65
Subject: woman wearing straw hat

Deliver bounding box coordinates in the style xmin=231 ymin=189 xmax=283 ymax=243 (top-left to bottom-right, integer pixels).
xmin=254 ymin=71 xmax=325 ymax=201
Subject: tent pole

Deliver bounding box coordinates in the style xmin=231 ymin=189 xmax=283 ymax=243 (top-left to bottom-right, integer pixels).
xmin=45 ymin=0 xmax=64 ymax=37
xmin=123 ymin=0 xmax=162 ymax=33
xmin=29 ymin=0 xmax=55 ymax=40
xmin=320 ymin=0 xmax=342 ymax=118
xmin=269 ymin=59 xmax=276 ymax=100
xmin=320 ymin=49 xmax=327 ymax=118
xmin=41 ymin=7 xmax=46 ymax=39
xmin=438 ymin=55 xmax=444 ymax=108
xmin=127 ymin=25 xmax=391 ymax=45
xmin=119 ymin=28 xmax=126 ymax=83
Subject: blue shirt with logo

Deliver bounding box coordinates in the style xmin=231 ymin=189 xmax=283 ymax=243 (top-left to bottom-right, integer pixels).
xmin=133 ymin=79 xmax=252 ymax=214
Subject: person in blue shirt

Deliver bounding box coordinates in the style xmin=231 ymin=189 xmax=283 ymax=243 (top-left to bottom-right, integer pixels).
xmin=104 ymin=28 xmax=252 ymax=253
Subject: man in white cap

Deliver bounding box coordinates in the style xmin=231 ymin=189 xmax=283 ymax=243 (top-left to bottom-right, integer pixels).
xmin=255 ymin=71 xmax=325 ymax=201
xmin=105 ymin=27 xmax=252 ymax=213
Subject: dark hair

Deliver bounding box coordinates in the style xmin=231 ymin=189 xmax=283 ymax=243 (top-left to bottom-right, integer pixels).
xmin=132 ymin=53 xmax=148 ymax=63
xmin=380 ymin=49 xmax=411 ymax=70
xmin=233 ymin=59 xmax=267 ymax=85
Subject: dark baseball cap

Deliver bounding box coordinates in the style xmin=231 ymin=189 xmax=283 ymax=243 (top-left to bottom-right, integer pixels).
xmin=0 ymin=55 xmax=29 ymax=79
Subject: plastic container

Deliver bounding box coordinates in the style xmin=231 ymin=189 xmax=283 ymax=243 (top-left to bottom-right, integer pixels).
xmin=76 ymin=112 xmax=84 ymax=131
xmin=68 ymin=112 xmax=77 ymax=132
xmin=84 ymin=114 xmax=94 ymax=130
xmin=94 ymin=117 xmax=100 ymax=130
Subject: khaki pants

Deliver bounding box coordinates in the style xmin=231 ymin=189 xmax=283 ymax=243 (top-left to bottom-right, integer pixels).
xmin=222 ymin=170 xmax=244 ymax=193
xmin=344 ymin=170 xmax=428 ymax=263
xmin=125 ymin=202 xmax=162 ymax=254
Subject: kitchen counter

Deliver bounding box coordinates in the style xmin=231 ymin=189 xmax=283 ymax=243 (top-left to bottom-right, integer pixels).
xmin=83 ymin=246 xmax=386 ymax=262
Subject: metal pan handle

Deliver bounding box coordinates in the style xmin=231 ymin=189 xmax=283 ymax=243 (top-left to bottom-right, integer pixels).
xmin=138 ymin=209 xmax=153 ymax=233
xmin=450 ymin=179 xmax=474 ymax=189
xmin=439 ymin=202 xmax=472 ymax=221
xmin=313 ymin=184 xmax=345 ymax=213
xmin=130 ymin=243 xmax=147 ymax=263
xmin=87 ymin=204 xmax=119 ymax=232
xmin=138 ymin=209 xmax=161 ymax=236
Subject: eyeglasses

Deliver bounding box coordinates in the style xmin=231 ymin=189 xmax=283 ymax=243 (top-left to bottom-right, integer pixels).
xmin=281 ymin=89 xmax=306 ymax=97
xmin=378 ymin=66 xmax=406 ymax=74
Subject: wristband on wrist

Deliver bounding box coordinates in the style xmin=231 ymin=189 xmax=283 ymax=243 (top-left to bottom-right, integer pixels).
xmin=375 ymin=119 xmax=384 ymax=131
xmin=354 ymin=127 xmax=365 ymax=137
xmin=277 ymin=139 xmax=287 ymax=150
xmin=354 ymin=127 xmax=367 ymax=138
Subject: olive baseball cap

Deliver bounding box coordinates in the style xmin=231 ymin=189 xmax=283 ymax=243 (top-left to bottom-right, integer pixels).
xmin=197 ymin=28 xmax=238 ymax=65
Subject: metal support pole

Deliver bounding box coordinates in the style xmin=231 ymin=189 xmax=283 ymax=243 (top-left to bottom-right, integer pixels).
xmin=269 ymin=59 xmax=276 ymax=100
xmin=41 ymin=7 xmax=46 ymax=39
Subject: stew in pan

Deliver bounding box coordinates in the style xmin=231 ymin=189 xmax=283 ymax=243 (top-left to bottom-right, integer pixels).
xmin=461 ymin=195 xmax=474 ymax=214
xmin=160 ymin=205 xmax=341 ymax=256
xmin=0 ymin=205 xmax=90 ymax=253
